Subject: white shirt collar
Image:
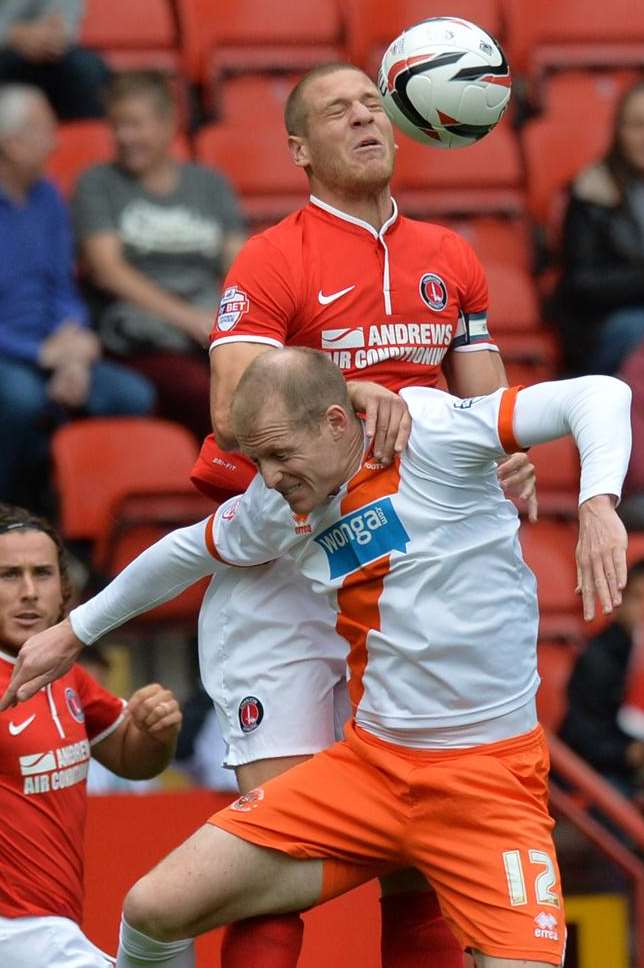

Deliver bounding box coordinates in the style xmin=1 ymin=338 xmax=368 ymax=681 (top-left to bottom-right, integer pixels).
xmin=309 ymin=194 xmax=399 ymax=240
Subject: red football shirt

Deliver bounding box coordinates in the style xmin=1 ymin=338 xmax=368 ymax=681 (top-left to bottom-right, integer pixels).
xmin=0 ymin=649 xmax=125 ymax=923
xmin=193 ymin=197 xmax=496 ymax=501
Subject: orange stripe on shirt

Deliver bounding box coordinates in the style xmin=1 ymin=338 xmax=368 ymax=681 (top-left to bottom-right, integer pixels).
xmin=336 ymin=457 xmax=402 ymax=710
xmin=497 ymin=385 xmax=523 ymax=453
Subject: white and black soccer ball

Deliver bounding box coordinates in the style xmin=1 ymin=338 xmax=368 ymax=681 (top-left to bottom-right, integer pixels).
xmin=377 ymin=17 xmax=511 ymax=149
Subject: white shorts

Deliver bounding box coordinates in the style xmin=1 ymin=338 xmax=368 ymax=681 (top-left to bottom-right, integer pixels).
xmin=198 ymin=556 xmax=351 ymax=768
xmin=0 ymin=914 xmax=114 ymax=967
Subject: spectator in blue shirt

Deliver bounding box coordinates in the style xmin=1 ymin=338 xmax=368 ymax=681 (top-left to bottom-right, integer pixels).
xmin=0 ymin=84 xmax=155 ymax=503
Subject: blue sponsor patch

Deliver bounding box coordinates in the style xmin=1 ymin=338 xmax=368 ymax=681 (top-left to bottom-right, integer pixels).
xmin=314 ymin=497 xmax=410 ymax=579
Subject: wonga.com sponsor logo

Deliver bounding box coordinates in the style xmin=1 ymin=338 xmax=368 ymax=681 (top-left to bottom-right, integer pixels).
xmin=315 ymin=497 xmax=410 ymax=579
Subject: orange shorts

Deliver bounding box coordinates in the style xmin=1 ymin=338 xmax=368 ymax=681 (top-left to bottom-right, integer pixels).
xmin=210 ymin=722 xmax=565 ymax=964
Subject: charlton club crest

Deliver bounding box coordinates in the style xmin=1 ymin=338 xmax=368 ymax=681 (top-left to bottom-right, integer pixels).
xmin=238 ymin=696 xmax=264 ymax=733
xmin=419 ymin=273 xmax=448 ymax=312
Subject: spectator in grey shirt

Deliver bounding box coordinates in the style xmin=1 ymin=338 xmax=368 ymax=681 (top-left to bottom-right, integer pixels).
xmin=72 ymin=71 xmax=246 ymax=441
xmin=0 ymin=1 xmax=109 ymax=119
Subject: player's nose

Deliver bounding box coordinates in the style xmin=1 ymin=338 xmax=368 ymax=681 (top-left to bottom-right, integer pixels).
xmin=350 ymin=100 xmax=374 ymax=124
xmin=19 ymin=575 xmax=38 ymax=599
xmin=260 ymin=462 xmax=283 ymax=489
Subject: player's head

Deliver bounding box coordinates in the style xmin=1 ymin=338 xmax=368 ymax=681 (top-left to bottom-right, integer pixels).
xmin=232 ymin=348 xmax=362 ymax=514
xmin=616 ymin=558 xmax=644 ymax=632
xmin=606 ymin=79 xmax=644 ymax=184
xmin=106 ymin=70 xmax=176 ymax=176
xmin=0 ymin=505 xmax=71 ymax=656
xmin=285 ymin=64 xmax=396 ymax=197
xmin=0 ymin=84 xmax=56 ymax=184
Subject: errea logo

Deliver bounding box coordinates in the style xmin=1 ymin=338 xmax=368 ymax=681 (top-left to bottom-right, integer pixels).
xmin=534 ymin=912 xmax=559 ymax=941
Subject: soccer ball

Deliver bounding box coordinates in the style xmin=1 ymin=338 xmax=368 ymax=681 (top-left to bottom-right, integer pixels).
xmin=377 ymin=17 xmax=511 ymax=149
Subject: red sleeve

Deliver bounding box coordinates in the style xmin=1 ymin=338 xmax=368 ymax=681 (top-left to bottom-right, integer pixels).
xmin=209 ymin=233 xmax=298 ymax=349
xmin=72 ymin=664 xmax=125 ymax=744
xmin=449 ymin=234 xmax=496 ymax=351
xmin=190 ymin=433 xmax=256 ymax=503
xmin=459 ymin=237 xmax=488 ymax=317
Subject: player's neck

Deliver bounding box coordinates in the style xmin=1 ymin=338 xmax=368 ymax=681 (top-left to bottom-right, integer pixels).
xmin=310 ymin=183 xmax=394 ymax=232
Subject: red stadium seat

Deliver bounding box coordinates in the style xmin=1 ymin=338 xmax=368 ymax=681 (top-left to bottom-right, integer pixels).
xmin=519 ymin=520 xmax=583 ymax=638
xmin=536 ymin=638 xmax=579 ymax=731
xmin=393 ymin=116 xmax=523 ymax=218
xmin=217 ymin=73 xmax=301 ymax=125
xmin=177 ymin=0 xmax=344 ymax=89
xmin=539 ymin=69 xmax=637 ymax=121
xmin=344 ymin=0 xmax=504 ymax=78
xmin=195 ymin=121 xmax=308 ymax=226
xmin=503 ymin=359 xmax=556 ymax=386
xmin=522 ymin=111 xmax=612 ymax=241
xmin=47 ymin=121 xmax=113 ymax=197
xmin=80 ymin=0 xmax=179 ymax=70
xmin=495 ymin=331 xmax=560 ymax=369
xmin=485 ymin=262 xmax=540 ymax=333
xmin=52 ymin=417 xmax=211 ymax=625
xmin=444 ymin=215 xmax=533 ymax=271
xmin=46 ymin=123 xmax=191 ymax=197
xmin=503 ymin=0 xmax=644 ymax=89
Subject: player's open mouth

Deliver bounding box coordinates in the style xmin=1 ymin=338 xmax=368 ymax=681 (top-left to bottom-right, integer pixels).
xmin=354 ymin=138 xmax=382 ymax=151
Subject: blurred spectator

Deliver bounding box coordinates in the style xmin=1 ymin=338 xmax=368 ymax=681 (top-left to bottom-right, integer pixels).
xmin=0 ymin=84 xmax=156 ymax=505
xmin=559 ymin=560 xmax=644 ymax=802
xmin=553 ymin=80 xmax=644 ymax=375
xmin=0 ymin=1 xmax=109 ymax=119
xmin=174 ymin=684 xmax=237 ymax=791
xmin=72 ymin=70 xmax=246 ymax=442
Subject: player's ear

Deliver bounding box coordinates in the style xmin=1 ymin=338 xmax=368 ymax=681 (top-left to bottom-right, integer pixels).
xmin=325 ymin=405 xmax=350 ymax=438
xmin=288 ymin=135 xmax=310 ymax=169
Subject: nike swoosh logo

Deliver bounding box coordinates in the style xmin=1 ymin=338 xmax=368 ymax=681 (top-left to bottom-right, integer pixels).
xmin=318 ymin=285 xmax=356 ymax=306
xmin=9 ymin=714 xmax=36 ymax=736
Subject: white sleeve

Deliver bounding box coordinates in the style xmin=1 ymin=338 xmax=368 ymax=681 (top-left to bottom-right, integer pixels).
xmin=70 ymin=519 xmax=221 ymax=645
xmin=512 ymin=376 xmax=632 ymax=505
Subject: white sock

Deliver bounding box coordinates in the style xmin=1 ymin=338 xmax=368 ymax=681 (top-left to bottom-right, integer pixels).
xmin=116 ymin=917 xmax=195 ymax=967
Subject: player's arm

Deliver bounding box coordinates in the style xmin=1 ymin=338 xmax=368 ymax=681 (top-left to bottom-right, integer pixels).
xmin=510 ymin=376 xmax=631 ymax=620
xmin=0 ymin=519 xmax=222 ymax=708
xmin=442 ymin=346 xmax=508 ymax=397
xmin=91 ymin=683 xmax=182 ymax=780
xmin=445 ymin=347 xmax=537 ymax=519
xmin=0 ymin=493 xmax=282 ymax=707
xmin=210 ymin=341 xmax=273 ymax=449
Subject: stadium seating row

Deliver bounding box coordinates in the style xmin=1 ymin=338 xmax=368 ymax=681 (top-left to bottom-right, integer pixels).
xmin=79 ymin=0 xmax=644 ymax=95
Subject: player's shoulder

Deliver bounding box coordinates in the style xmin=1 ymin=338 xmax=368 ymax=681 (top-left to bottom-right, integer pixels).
xmin=397 ymin=213 xmax=477 ymax=257
xmin=257 ymin=207 xmax=306 ymax=245
xmin=402 ymin=385 xmax=504 ymax=438
xmin=234 ymin=208 xmax=305 ymax=265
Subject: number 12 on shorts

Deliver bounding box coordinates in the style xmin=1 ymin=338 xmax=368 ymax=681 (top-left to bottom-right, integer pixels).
xmin=502 ymin=849 xmax=560 ymax=907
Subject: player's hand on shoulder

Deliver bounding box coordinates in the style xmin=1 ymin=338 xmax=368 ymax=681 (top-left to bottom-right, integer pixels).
xmin=346 ymin=380 xmax=411 ymax=464
xmin=0 ymin=618 xmax=83 ymax=711
xmin=497 ymin=452 xmax=538 ymax=524
xmin=127 ymin=683 xmax=182 ymax=744
xmin=576 ymin=494 xmax=628 ymax=621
